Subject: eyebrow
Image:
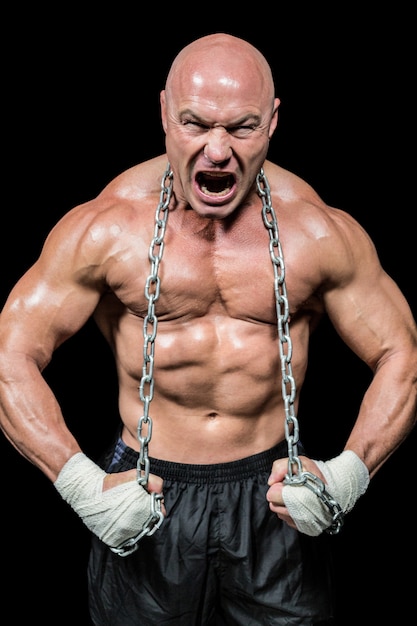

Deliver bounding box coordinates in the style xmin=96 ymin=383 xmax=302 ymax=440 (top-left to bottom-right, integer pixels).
xmin=179 ymin=108 xmax=262 ymax=126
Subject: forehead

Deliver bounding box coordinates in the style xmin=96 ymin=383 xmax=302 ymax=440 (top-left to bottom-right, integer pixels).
xmin=177 ymin=56 xmax=266 ymax=93
xmin=173 ymin=68 xmax=267 ymax=120
xmin=192 ymin=71 xmax=240 ymax=91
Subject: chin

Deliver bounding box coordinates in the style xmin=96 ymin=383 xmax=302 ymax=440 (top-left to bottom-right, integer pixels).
xmin=193 ymin=202 xmax=236 ymax=220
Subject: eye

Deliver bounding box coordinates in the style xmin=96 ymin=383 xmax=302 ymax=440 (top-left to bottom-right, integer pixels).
xmin=229 ymin=125 xmax=256 ymax=137
xmin=183 ymin=120 xmax=208 ymax=130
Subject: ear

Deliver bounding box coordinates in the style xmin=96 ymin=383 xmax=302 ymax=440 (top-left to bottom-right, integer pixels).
xmin=160 ymin=90 xmax=168 ymax=133
xmin=268 ymin=97 xmax=281 ymax=139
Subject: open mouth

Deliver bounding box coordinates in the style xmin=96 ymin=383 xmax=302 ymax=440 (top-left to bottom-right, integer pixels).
xmin=196 ymin=172 xmax=235 ymax=197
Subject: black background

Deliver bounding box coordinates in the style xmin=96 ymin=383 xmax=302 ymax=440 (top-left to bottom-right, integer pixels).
xmin=2 ymin=7 xmax=415 ymax=625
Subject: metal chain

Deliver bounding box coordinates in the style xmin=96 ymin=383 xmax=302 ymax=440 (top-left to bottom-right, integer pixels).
xmin=257 ymin=168 xmax=344 ymax=535
xmin=114 ymin=163 xmax=343 ymax=557
xmin=111 ymin=162 xmax=173 ymax=556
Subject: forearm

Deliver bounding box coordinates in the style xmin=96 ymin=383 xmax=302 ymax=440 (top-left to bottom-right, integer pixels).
xmin=344 ymin=360 xmax=417 ymax=477
xmin=0 ymin=357 xmax=81 ymax=481
xmin=0 ymin=358 xmax=165 ymax=551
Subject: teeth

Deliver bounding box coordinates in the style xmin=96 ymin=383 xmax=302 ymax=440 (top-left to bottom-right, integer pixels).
xmin=201 ymin=183 xmax=231 ymax=196
xmin=198 ymin=173 xmax=234 ymax=196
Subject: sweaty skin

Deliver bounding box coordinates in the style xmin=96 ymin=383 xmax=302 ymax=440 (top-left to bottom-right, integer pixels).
xmin=0 ymin=34 xmax=416 ymax=528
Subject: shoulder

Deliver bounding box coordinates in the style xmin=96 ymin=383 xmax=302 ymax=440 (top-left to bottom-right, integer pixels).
xmin=263 ymin=160 xmax=380 ymax=280
xmin=99 ymin=154 xmax=169 ymax=201
xmin=46 ymin=155 xmax=169 ymax=250
xmin=264 ymin=160 xmax=373 ymax=241
xmin=37 ymin=155 xmax=169 ymax=281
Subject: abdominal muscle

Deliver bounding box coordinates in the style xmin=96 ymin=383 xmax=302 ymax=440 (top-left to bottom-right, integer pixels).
xmin=116 ymin=315 xmax=301 ymax=464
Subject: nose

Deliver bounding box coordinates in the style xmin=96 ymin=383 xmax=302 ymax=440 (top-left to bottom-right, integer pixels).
xmin=203 ymin=127 xmax=232 ymax=164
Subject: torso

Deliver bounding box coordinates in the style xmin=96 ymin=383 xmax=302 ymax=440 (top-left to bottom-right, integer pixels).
xmin=89 ymin=156 xmax=330 ymax=463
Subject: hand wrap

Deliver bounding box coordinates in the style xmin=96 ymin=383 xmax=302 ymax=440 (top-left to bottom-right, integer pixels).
xmin=54 ymin=452 xmax=154 ymax=548
xmin=282 ymin=450 xmax=369 ymax=536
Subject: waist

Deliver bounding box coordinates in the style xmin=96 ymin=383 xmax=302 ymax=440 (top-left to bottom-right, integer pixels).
xmin=107 ymin=437 xmax=303 ymax=483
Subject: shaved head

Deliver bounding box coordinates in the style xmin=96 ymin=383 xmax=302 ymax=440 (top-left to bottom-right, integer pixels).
xmin=165 ymin=33 xmax=276 ymax=107
xmin=160 ymin=33 xmax=280 ymax=219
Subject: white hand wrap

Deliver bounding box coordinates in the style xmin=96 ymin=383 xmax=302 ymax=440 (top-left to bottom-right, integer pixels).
xmin=54 ymin=452 xmax=153 ymax=548
xmin=282 ymin=450 xmax=370 ymax=536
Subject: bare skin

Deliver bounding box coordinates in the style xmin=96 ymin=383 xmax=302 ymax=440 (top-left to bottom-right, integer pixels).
xmin=0 ymin=34 xmax=416 ymax=528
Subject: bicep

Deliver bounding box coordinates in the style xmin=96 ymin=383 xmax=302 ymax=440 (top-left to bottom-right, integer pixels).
xmin=0 ymin=260 xmax=102 ymax=369
xmin=324 ymin=259 xmax=415 ymax=370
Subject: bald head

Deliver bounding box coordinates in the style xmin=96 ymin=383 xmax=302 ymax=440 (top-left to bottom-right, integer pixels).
xmin=160 ymin=33 xmax=280 ymax=218
xmin=165 ymin=33 xmax=276 ymax=106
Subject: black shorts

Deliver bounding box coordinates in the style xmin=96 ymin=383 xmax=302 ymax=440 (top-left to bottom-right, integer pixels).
xmin=88 ymin=437 xmax=334 ymax=625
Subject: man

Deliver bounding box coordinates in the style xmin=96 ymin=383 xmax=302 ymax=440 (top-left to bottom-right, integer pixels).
xmin=0 ymin=32 xmax=416 ymax=625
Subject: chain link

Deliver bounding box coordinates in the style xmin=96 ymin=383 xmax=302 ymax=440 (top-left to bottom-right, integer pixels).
xmin=257 ymin=168 xmax=344 ymax=535
xmin=111 ymin=162 xmax=173 ymax=556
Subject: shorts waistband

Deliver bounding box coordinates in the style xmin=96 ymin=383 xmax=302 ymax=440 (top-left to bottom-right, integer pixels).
xmin=110 ymin=438 xmax=296 ymax=483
